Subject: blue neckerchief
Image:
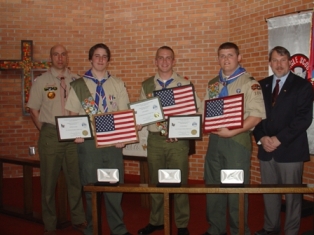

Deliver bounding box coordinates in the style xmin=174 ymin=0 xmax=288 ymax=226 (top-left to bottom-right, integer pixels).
xmin=218 ymin=67 xmax=246 ymax=97
xmin=157 ymin=78 xmax=174 ymax=89
xmin=84 ymin=69 xmax=111 ymax=112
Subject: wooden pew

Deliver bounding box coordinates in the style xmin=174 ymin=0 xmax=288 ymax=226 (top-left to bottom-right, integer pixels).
xmin=0 ymin=155 xmax=69 ymax=228
xmin=84 ymin=183 xmax=314 ymax=235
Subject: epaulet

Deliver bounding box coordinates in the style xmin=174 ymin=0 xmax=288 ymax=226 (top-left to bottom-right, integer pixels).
xmin=208 ymin=76 xmax=219 ymax=85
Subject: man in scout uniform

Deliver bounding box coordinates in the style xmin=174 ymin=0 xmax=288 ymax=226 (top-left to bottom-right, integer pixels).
xmin=27 ymin=44 xmax=87 ymax=235
xmin=201 ymin=42 xmax=266 ymax=235
xmin=137 ymin=46 xmax=200 ymax=235
xmin=65 ymin=43 xmax=132 ymax=235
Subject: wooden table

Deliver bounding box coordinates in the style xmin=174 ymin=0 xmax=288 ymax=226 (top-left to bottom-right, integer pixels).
xmin=84 ymin=183 xmax=314 ymax=235
xmin=123 ymin=155 xmax=150 ymax=208
xmin=0 ymin=156 xmax=69 ymax=228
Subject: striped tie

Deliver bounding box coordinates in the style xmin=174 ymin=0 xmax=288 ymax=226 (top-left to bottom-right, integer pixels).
xmin=94 ymin=78 xmax=107 ymax=112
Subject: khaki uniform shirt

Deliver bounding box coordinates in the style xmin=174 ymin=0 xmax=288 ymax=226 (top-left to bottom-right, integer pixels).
xmin=200 ymin=72 xmax=266 ymax=121
xmin=27 ymin=67 xmax=78 ymax=125
xmin=65 ymin=73 xmax=129 ymax=114
xmin=139 ymin=72 xmax=201 ymax=132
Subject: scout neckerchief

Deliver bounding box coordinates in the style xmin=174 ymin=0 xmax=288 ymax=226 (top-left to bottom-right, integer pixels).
xmin=218 ymin=66 xmax=246 ymax=97
xmin=157 ymin=78 xmax=174 ymax=89
xmin=84 ymin=69 xmax=111 ymax=113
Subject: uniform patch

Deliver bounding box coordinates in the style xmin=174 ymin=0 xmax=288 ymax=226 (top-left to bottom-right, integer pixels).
xmin=44 ymin=85 xmax=57 ymax=99
xmin=251 ymin=84 xmax=261 ymax=90
xmin=47 ymin=92 xmax=55 ymax=99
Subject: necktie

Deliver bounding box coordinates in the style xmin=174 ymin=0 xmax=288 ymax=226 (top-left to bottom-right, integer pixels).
xmin=59 ymin=77 xmax=67 ymax=115
xmin=272 ymin=79 xmax=280 ymax=105
xmin=157 ymin=78 xmax=174 ymax=89
xmin=92 ymin=78 xmax=107 ymax=112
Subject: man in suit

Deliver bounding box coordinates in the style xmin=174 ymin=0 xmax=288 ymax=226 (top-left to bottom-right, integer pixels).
xmin=253 ymin=46 xmax=313 ymax=235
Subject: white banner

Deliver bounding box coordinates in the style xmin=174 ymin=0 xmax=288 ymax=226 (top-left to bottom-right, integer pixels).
xmin=268 ymin=12 xmax=314 ymax=153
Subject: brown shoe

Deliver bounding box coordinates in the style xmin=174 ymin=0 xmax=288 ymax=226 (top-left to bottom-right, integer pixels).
xmin=73 ymin=221 xmax=87 ymax=233
xmin=44 ymin=231 xmax=56 ymax=235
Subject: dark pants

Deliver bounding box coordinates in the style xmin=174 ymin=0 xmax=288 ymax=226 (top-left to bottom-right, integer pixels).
xmin=38 ymin=123 xmax=85 ymax=231
xmin=77 ymin=139 xmax=128 ymax=235
xmin=147 ymin=133 xmax=190 ymax=228
xmin=204 ymin=133 xmax=251 ymax=235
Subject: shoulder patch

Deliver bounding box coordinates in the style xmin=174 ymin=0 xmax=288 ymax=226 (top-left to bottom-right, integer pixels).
xmin=251 ymin=84 xmax=261 ymax=90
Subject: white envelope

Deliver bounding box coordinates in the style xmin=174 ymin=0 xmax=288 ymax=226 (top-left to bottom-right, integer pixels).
xmin=97 ymin=169 xmax=119 ymax=183
xmin=220 ymin=169 xmax=244 ymax=184
xmin=158 ymin=169 xmax=181 ymax=183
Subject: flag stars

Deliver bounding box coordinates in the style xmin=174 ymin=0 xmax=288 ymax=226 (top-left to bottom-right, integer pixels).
xmin=206 ymin=100 xmax=224 ymax=117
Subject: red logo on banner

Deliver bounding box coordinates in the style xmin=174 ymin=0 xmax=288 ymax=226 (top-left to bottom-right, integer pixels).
xmin=290 ymin=53 xmax=309 ymax=78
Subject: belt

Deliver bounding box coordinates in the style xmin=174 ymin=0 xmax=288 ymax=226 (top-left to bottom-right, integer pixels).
xmin=149 ymin=131 xmax=160 ymax=135
xmin=42 ymin=122 xmax=56 ymax=129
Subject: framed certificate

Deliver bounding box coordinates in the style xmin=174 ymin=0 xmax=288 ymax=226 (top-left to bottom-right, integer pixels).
xmin=128 ymin=97 xmax=165 ymax=126
xmin=167 ymin=114 xmax=202 ymax=139
xmin=92 ymin=109 xmax=139 ymax=148
xmin=55 ymin=115 xmax=93 ymax=141
xmin=203 ymin=93 xmax=244 ymax=133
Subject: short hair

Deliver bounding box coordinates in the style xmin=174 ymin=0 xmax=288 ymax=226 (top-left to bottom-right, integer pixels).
xmin=88 ymin=43 xmax=111 ymax=61
xmin=218 ymin=42 xmax=240 ymax=56
xmin=268 ymin=46 xmax=291 ymax=62
xmin=155 ymin=46 xmax=175 ymax=59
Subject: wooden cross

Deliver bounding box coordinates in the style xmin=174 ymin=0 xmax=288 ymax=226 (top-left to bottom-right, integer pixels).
xmin=0 ymin=40 xmax=51 ymax=115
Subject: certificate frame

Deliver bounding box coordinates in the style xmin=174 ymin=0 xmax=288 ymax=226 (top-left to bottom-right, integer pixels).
xmin=55 ymin=115 xmax=93 ymax=141
xmin=167 ymin=114 xmax=202 ymax=139
xmin=128 ymin=97 xmax=165 ymax=126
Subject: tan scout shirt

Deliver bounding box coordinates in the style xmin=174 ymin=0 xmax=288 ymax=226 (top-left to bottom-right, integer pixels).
xmin=139 ymin=72 xmax=201 ymax=133
xmin=200 ymin=72 xmax=266 ymax=121
xmin=27 ymin=68 xmax=78 ymax=125
xmin=65 ymin=73 xmax=129 ymax=115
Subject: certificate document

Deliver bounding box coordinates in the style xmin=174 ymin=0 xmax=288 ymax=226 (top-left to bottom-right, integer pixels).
xmin=128 ymin=97 xmax=165 ymax=126
xmin=167 ymin=114 xmax=202 ymax=139
xmin=55 ymin=115 xmax=93 ymax=141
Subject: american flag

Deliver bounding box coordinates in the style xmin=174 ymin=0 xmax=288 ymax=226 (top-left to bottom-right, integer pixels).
xmin=93 ymin=110 xmax=138 ymax=148
xmin=153 ymin=84 xmax=197 ymax=119
xmin=203 ymin=93 xmax=243 ymax=133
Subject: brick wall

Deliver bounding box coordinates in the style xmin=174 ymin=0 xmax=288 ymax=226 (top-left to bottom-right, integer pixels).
xmin=0 ymin=0 xmax=313 ymax=197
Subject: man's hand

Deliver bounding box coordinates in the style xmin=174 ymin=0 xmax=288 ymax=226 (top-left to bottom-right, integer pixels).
xmin=260 ymin=136 xmax=278 ymax=152
xmin=212 ymin=127 xmax=235 ymax=138
xmin=166 ymin=138 xmax=178 ymax=143
xmin=74 ymin=137 xmax=85 ymax=144
xmin=136 ymin=124 xmax=143 ymax=131
xmin=270 ymin=136 xmax=281 ymax=148
xmin=115 ymin=143 xmax=126 ymax=148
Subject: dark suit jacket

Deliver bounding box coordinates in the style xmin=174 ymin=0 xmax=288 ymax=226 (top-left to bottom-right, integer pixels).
xmin=253 ymin=72 xmax=313 ymax=162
